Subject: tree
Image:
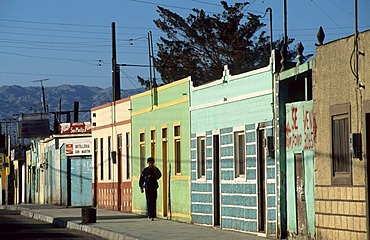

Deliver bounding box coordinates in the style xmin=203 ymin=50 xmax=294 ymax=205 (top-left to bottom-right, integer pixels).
xmin=138 ymin=1 xmax=294 ymax=88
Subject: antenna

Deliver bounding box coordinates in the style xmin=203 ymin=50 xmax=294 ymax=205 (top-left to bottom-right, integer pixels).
xmin=32 ymin=78 xmax=49 ymax=113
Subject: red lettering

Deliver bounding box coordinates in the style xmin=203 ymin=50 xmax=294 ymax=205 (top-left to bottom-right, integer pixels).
xmin=292 ymin=107 xmax=298 ymax=130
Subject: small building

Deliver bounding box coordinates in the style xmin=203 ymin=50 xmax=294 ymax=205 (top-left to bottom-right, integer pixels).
xmin=91 ymin=98 xmax=132 ymax=212
xmin=131 ymin=77 xmax=191 ymax=222
xmin=276 ymin=59 xmax=315 ymax=239
xmin=313 ymin=29 xmax=370 ymax=239
xmin=12 ymin=147 xmax=26 ymax=204
xmin=190 ymin=58 xmax=277 ymax=237
xmin=39 ymin=122 xmax=92 ymax=206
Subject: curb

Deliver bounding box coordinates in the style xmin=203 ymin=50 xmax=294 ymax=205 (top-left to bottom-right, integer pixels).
xmin=1 ymin=205 xmax=137 ymax=240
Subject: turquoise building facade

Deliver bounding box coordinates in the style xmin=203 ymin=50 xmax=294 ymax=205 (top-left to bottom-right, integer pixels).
xmin=285 ymin=101 xmax=315 ymax=238
xmin=190 ymin=61 xmax=278 ymax=237
xmin=276 ymin=60 xmax=313 ymax=239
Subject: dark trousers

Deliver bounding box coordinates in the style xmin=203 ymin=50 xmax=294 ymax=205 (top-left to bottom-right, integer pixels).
xmin=145 ymin=188 xmax=157 ymax=218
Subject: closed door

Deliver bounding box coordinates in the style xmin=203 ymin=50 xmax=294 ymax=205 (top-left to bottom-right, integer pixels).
xmin=295 ymin=153 xmax=307 ymax=235
xmin=162 ymin=128 xmax=169 ymax=218
xmin=258 ymin=129 xmax=266 ymax=232
xmin=69 ymin=157 xmax=92 ymax=207
xmin=213 ymin=135 xmax=220 ymax=226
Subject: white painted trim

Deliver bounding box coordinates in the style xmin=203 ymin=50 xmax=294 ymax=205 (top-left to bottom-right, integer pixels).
xmin=190 ymin=89 xmax=272 ymax=111
xmin=212 ymin=129 xmax=220 ymax=135
xmin=191 ymin=202 xmax=213 ymax=205
xmin=191 ymin=212 xmax=212 ymax=216
xmin=222 ymin=205 xmax=258 ymax=210
xmin=222 ymin=216 xmax=258 ymax=222
xmin=221 ymin=193 xmax=256 ymax=197
xmin=191 ymin=65 xmax=272 ymax=92
xmin=233 ymin=126 xmax=245 ymax=132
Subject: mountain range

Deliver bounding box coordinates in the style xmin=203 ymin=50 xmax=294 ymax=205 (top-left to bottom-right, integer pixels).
xmin=0 ymin=85 xmax=145 ymax=122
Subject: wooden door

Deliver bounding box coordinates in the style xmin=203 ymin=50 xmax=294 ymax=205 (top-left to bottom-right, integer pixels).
xmin=295 ymin=153 xmax=307 ymax=235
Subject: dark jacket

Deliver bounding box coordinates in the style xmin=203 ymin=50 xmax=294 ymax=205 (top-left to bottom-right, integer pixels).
xmin=139 ymin=167 xmax=162 ymax=190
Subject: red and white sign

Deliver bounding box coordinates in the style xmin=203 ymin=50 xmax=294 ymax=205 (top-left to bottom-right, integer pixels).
xmin=60 ymin=122 xmax=91 ymax=134
xmin=66 ymin=144 xmax=74 ymax=155
xmin=65 ymin=143 xmax=91 ymax=156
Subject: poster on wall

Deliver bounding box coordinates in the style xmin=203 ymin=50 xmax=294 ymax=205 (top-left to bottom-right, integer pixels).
xmin=65 ymin=143 xmax=91 ymax=156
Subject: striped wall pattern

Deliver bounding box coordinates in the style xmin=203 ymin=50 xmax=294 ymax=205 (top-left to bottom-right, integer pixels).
xmin=191 ymin=121 xmax=276 ymax=234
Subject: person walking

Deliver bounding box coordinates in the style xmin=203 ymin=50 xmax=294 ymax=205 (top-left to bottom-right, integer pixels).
xmin=139 ymin=157 xmax=162 ymax=220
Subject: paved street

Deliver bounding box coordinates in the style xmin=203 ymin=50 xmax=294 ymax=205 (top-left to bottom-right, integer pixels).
xmin=0 ymin=209 xmax=105 ymax=239
xmin=1 ymin=204 xmax=271 ymax=240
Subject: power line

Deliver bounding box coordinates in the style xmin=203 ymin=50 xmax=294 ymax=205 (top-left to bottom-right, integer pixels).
xmin=0 ymin=18 xmax=157 ymax=30
xmin=0 ymin=70 xmax=137 ymax=80
xmin=326 ymin=0 xmax=370 ymax=27
xmin=0 ymin=71 xmax=109 ymax=79
xmin=308 ymin=0 xmax=350 ymax=35
xmin=0 ymin=51 xmax=101 ymax=65
xmin=120 ymin=69 xmax=142 ymax=90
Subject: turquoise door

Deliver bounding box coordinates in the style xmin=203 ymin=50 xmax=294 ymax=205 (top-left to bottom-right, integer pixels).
xmin=68 ymin=156 xmax=92 ymax=206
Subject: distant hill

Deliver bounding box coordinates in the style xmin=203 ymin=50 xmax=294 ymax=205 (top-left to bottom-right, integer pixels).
xmin=0 ymin=85 xmax=145 ymax=122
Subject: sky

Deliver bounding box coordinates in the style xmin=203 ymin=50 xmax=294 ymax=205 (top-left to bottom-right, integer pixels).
xmin=0 ymin=0 xmax=369 ymax=90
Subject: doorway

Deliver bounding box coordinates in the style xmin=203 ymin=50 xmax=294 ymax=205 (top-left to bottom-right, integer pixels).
xmin=162 ymin=128 xmax=169 ymax=218
xmin=93 ymin=139 xmax=98 ymax=207
xmin=117 ymin=134 xmax=123 ymax=211
xmin=213 ymin=134 xmax=221 ymax=226
xmin=295 ymin=153 xmax=307 ymax=235
xmin=258 ymin=129 xmax=266 ymax=233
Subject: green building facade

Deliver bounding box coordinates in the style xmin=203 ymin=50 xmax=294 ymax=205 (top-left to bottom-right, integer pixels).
xmin=131 ymin=77 xmax=192 ymax=222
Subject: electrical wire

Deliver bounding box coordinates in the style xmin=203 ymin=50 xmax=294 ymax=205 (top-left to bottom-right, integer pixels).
xmin=0 ymin=70 xmax=109 ymax=79
xmin=326 ymin=0 xmax=370 ymax=27
xmin=0 ymin=51 xmax=99 ymax=65
xmin=308 ymin=0 xmax=349 ymax=35
xmin=120 ymin=69 xmax=142 ymax=90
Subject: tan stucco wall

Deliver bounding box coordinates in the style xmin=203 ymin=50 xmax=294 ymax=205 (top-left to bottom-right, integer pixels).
xmin=91 ymin=98 xmax=132 ymax=211
xmin=313 ymin=30 xmax=370 ymax=239
xmin=91 ymin=98 xmax=131 ymax=183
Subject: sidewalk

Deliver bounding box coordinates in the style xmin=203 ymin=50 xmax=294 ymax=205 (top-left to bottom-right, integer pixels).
xmin=0 ymin=204 xmax=271 ymax=240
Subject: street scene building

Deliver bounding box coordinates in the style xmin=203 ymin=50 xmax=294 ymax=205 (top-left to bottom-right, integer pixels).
xmin=91 ymin=97 xmax=132 ymax=212
xmin=1 ymin=27 xmax=370 ymax=240
xmin=190 ymin=58 xmax=276 ymax=237
xmin=313 ymin=29 xmax=370 ymax=239
xmin=130 ymin=77 xmax=191 ymax=222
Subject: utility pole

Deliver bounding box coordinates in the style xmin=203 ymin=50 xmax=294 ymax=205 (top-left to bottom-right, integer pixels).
xmin=112 ymin=22 xmax=121 ymax=101
xmin=281 ymin=0 xmax=288 ymax=71
xmin=32 ymin=79 xmax=49 ymax=113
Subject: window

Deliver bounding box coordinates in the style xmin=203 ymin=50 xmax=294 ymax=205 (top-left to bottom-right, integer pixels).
xmin=108 ymin=136 xmax=111 ymax=180
xmin=139 ymin=132 xmax=145 ymax=172
xmin=151 ymin=129 xmax=156 ymax=159
xmin=100 ymin=138 xmax=104 ymax=180
xmin=234 ymin=131 xmax=246 ymax=178
xmin=117 ymin=133 xmax=123 ymax=176
xmin=331 ymin=104 xmax=351 ymax=185
xmin=174 ymin=125 xmax=181 ymax=174
xmin=197 ymin=136 xmax=206 ymax=178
